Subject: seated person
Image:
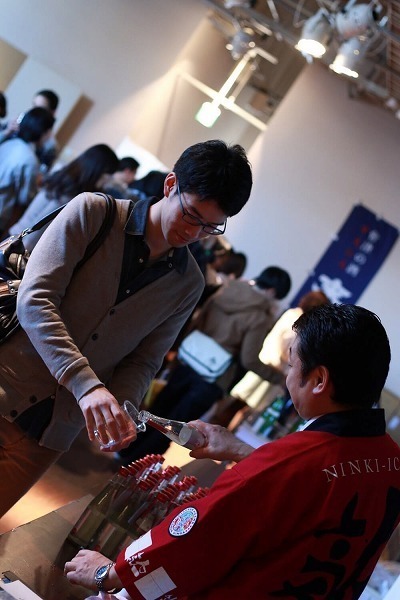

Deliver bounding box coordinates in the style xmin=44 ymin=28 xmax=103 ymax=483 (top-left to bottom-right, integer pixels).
xmin=65 ymin=303 xmax=400 ymax=599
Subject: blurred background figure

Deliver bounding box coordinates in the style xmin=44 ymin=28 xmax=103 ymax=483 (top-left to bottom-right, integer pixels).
xmin=162 ymin=240 xmax=247 ymax=372
xmin=213 ymin=290 xmax=330 ymax=429
xmin=196 ymin=247 xmax=248 ymax=309
xmin=216 ymin=250 xmax=247 ymax=281
xmin=0 ymin=90 xmax=19 ymax=144
xmin=102 ymin=156 xmax=139 ymax=199
xmin=32 ymin=89 xmax=60 ymax=174
xmin=117 ymin=266 xmax=291 ymax=464
xmin=0 ymin=89 xmax=60 ymax=174
xmin=0 ymin=92 xmax=7 ymax=133
xmin=0 ymin=106 xmax=55 ymax=238
xmin=7 ymin=143 xmax=118 ymax=250
xmin=188 ymin=235 xmax=236 ymax=286
xmin=128 ymin=169 xmax=168 ymax=201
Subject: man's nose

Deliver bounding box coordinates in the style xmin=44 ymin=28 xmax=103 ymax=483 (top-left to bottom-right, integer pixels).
xmin=183 ymin=223 xmax=204 ymax=239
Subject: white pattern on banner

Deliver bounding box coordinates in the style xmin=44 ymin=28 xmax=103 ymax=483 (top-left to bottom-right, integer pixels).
xmin=290 ymin=204 xmax=399 ymax=307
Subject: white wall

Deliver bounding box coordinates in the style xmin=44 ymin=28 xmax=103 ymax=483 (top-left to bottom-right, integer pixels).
xmin=227 ymin=63 xmax=400 ymax=394
xmin=0 ymin=0 xmax=209 ymax=162
xmin=0 ymin=1 xmax=265 ymax=167
xmin=5 ymin=56 xmax=81 ymax=132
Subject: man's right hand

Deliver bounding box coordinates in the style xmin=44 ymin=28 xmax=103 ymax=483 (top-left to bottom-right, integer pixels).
xmin=188 ymin=420 xmax=254 ymax=463
xmin=78 ymin=387 xmax=137 ymax=448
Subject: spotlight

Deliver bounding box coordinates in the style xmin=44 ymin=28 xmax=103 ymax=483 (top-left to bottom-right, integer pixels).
xmin=195 ymin=102 xmax=222 ymax=127
xmin=224 ymin=0 xmax=254 ymax=7
xmin=335 ymin=3 xmax=378 ymax=39
xmin=296 ymin=8 xmax=332 ymax=58
xmin=329 ymin=37 xmax=364 ymax=78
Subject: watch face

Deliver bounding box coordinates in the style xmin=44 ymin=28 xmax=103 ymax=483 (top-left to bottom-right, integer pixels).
xmin=95 ymin=562 xmax=114 ymax=591
xmin=96 ymin=565 xmax=109 ymax=580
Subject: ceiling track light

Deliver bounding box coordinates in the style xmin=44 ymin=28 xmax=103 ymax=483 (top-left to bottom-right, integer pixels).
xmin=223 ymin=0 xmax=255 ymax=7
xmin=296 ymin=2 xmax=383 ymax=62
xmin=195 ymin=45 xmax=277 ymax=128
xmin=329 ymin=36 xmax=366 ymax=78
xmin=296 ymin=8 xmax=332 ymax=58
xmin=335 ymin=2 xmax=379 ymax=40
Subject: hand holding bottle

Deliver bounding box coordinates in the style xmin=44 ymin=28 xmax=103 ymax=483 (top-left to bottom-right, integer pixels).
xmin=93 ymin=401 xmax=209 ymax=453
xmin=187 ymin=420 xmax=255 ymax=463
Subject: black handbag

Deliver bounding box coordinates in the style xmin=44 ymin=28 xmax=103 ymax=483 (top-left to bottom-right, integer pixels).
xmin=0 ymin=193 xmax=116 ymax=344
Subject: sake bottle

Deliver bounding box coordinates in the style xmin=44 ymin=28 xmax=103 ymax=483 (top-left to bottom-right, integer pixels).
xmin=137 ymin=410 xmax=207 ymax=450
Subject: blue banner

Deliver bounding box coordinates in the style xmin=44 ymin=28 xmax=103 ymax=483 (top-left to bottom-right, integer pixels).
xmin=291 ymin=204 xmax=399 ymax=306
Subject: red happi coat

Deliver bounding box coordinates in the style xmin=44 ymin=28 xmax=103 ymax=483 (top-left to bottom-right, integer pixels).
xmin=116 ymin=409 xmax=400 ymax=599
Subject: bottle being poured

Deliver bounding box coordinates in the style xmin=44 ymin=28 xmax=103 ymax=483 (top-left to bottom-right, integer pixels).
xmin=137 ymin=410 xmax=207 ymax=451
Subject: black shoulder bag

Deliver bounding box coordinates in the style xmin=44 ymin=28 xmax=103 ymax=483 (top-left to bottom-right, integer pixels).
xmin=0 ymin=193 xmax=116 ymax=344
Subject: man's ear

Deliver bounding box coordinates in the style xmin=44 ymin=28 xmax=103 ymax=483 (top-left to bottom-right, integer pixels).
xmin=312 ymin=365 xmax=330 ymax=395
xmin=164 ymin=172 xmax=176 ymax=197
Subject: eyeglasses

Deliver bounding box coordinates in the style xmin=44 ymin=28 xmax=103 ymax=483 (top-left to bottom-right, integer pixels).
xmin=176 ymin=184 xmax=226 ymax=236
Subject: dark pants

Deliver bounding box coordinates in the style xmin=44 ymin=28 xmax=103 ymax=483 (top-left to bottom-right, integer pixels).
xmin=118 ymin=364 xmax=223 ymax=464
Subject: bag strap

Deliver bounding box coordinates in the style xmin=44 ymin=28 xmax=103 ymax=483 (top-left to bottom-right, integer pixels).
xmin=21 ymin=192 xmax=116 ymax=237
xmin=21 ymin=204 xmax=67 ymax=236
xmin=76 ymin=193 xmax=117 ymax=269
xmin=18 ymin=192 xmax=116 ymax=268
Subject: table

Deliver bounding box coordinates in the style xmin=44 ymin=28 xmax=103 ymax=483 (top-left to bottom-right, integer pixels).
xmin=0 ymin=457 xmax=226 ymax=600
xmin=0 ymin=495 xmax=93 ymax=600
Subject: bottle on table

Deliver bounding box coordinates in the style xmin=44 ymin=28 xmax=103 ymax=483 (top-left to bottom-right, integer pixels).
xmin=68 ymin=455 xmax=164 ymax=547
xmin=67 ymin=466 xmax=131 ymax=547
xmin=251 ymin=396 xmax=287 ymax=439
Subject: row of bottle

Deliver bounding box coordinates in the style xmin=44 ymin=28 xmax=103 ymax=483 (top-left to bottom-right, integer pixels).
xmin=250 ymin=396 xmax=305 ymax=440
xmin=68 ymin=454 xmax=208 ymax=561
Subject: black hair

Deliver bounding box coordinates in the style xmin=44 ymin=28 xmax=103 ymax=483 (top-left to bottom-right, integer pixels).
xmin=35 ymin=89 xmax=59 ymax=113
xmin=131 ymin=170 xmax=168 ymax=199
xmin=293 ymin=303 xmax=390 ymax=408
xmin=18 ymin=107 xmax=55 ymax=143
xmin=44 ymin=144 xmax=118 ymax=198
xmin=218 ymin=251 xmax=247 ymax=279
xmin=173 ymin=139 xmax=252 ymax=217
xmin=118 ymin=156 xmax=139 ymax=171
xmin=255 ymin=266 xmax=291 ymax=300
xmin=0 ymin=92 xmax=6 ymax=119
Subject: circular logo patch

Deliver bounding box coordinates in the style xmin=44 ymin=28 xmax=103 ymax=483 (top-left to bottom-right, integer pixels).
xmin=168 ymin=507 xmax=198 ymax=537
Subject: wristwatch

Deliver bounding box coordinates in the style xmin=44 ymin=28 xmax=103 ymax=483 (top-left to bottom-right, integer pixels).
xmin=94 ymin=562 xmax=116 ymax=592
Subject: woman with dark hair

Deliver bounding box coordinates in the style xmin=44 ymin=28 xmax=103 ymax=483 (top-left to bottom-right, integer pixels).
xmin=7 ymin=143 xmax=118 ymax=250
